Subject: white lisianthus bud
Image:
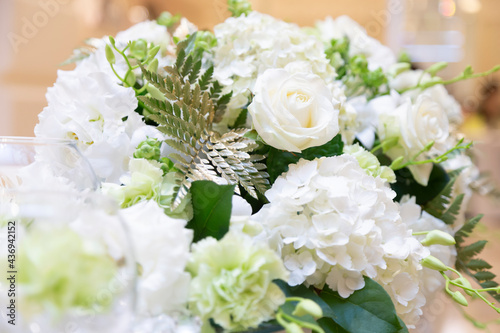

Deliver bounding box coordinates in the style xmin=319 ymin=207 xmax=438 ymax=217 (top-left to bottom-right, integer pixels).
xmin=451 ymin=290 xmax=468 ymax=307
xmin=292 ymin=299 xmax=323 ymax=318
xmin=248 ymin=62 xmax=340 ymax=153
xmin=421 ymin=255 xmax=449 ymax=272
xmin=421 ymin=230 xmax=456 ymax=246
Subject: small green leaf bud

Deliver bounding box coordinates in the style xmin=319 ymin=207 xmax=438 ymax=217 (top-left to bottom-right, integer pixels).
xmin=105 ymin=44 xmax=116 ymax=65
xmin=426 ymin=62 xmax=448 ymax=76
xmin=109 ymin=36 xmax=116 ymax=46
xmin=421 ymin=255 xmax=449 ymax=272
xmin=390 ymin=156 xmax=405 ymax=170
xmin=292 ymin=299 xmax=323 ymax=318
xmin=148 ymin=45 xmax=161 ymax=59
xmin=124 ymin=70 xmax=136 ymax=87
xmin=463 ymin=66 xmax=474 ymax=77
xmin=453 ymin=277 xmax=475 ymax=296
xmin=146 ymin=84 xmax=166 ymax=101
xmin=423 ymin=140 xmax=435 ymax=152
xmin=451 ymin=290 xmax=469 ymax=307
xmin=421 ymin=230 xmax=456 ymax=246
xmin=130 ymin=39 xmax=148 ymax=60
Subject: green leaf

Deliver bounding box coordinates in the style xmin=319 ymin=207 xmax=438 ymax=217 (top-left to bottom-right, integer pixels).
xmin=187 ymin=181 xmax=235 ymax=242
xmin=466 ymin=259 xmax=492 ymax=271
xmin=440 ymin=193 xmax=465 ymax=225
xmin=458 ymin=240 xmax=488 ymax=262
xmin=474 ymin=271 xmax=496 ymax=282
xmin=319 ymin=277 xmax=408 ymax=333
xmin=455 ymin=215 xmax=483 ymax=244
xmin=232 ymin=108 xmax=248 ymax=128
xmin=267 ymin=134 xmax=344 ymax=183
xmin=423 ymin=167 xmax=461 ymax=216
xmin=391 ymin=164 xmax=449 ymax=205
xmin=318 ymin=318 xmax=349 ymax=333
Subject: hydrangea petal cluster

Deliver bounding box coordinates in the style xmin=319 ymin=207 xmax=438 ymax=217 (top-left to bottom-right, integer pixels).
xmin=212 ymin=11 xmax=336 ymax=126
xmin=251 ymin=156 xmax=426 ymax=301
xmin=343 ymin=143 xmax=395 ymax=182
xmin=187 ymin=232 xmax=289 ymax=331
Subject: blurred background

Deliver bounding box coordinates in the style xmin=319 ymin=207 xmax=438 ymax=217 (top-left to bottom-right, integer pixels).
xmin=1 ymin=0 xmax=500 ymax=332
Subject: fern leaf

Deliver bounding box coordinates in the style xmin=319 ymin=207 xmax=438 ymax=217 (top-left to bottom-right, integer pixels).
xmin=458 ymin=240 xmax=487 ymax=262
xmin=424 ymin=174 xmax=459 ymax=218
xmin=467 ymin=259 xmax=492 ymax=271
xmin=455 ymin=214 xmax=483 ymax=244
xmin=199 ymin=66 xmax=214 ymax=91
xmin=440 ymin=193 xmax=465 ymax=225
xmin=474 ymin=271 xmax=496 ymax=282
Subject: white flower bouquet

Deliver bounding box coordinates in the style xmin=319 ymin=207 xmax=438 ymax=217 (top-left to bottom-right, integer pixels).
xmin=7 ymin=0 xmax=500 ymax=332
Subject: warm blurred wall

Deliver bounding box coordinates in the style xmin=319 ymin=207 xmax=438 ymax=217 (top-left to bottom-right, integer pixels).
xmin=0 ymin=0 xmax=499 ymax=136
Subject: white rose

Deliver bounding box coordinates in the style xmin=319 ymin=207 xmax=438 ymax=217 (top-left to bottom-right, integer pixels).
xmin=248 ymin=65 xmax=340 ymax=152
xmin=378 ymin=95 xmax=449 ymax=185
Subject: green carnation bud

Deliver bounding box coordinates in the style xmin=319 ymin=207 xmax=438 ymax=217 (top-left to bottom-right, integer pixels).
xmin=228 ymin=0 xmax=252 ymax=17
xmin=292 ymin=299 xmax=323 ymax=318
xmin=105 ymin=44 xmax=115 ymax=65
xmin=134 ymin=138 xmax=162 ymax=161
xmin=451 ymin=290 xmax=468 ymax=307
xmin=130 ymin=39 xmax=148 ymax=60
xmin=421 ymin=230 xmax=456 ymax=246
xmin=453 ymin=277 xmax=475 ymax=296
xmin=421 ymin=255 xmax=449 ymax=272
xmin=426 ymin=62 xmax=448 ymax=77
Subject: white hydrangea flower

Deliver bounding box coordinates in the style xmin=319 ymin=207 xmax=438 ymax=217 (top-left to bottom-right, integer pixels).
xmin=390 ymin=69 xmax=463 ymax=125
xmin=251 ymin=156 xmax=427 ymax=305
xmin=316 ymin=16 xmax=396 ymax=72
xmin=394 ymin=196 xmax=456 ymax=328
xmin=213 ymin=11 xmax=336 ymax=127
xmin=173 ymin=18 xmax=198 ymax=40
xmin=121 ymin=200 xmax=193 ymax=316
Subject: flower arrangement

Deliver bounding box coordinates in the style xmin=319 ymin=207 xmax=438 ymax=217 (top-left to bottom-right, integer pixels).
xmin=7 ymin=0 xmax=500 ymax=332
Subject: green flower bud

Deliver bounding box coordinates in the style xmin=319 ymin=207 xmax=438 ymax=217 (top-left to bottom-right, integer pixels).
xmin=421 ymin=255 xmax=449 ymax=272
xmin=124 ymin=69 xmax=136 ymax=87
xmin=147 ymin=58 xmax=159 ymax=73
xmin=292 ymin=299 xmax=323 ymax=318
xmin=423 ymin=140 xmax=435 ymax=152
xmin=285 ymin=322 xmax=304 ymax=333
xmin=388 ymin=63 xmax=411 ymax=77
xmin=109 ymin=36 xmax=116 ymax=46
xmin=451 ymin=290 xmax=469 ymax=307
xmin=463 ymin=66 xmax=474 ymax=77
xmin=453 ymin=277 xmax=475 ymax=296
xmin=148 ymin=45 xmax=161 ymax=60
xmin=228 ymin=0 xmax=252 ymax=17
xmin=134 ymin=138 xmax=162 ymax=161
xmin=157 ymin=11 xmax=181 ymax=28
xmin=390 ymin=156 xmax=405 ymax=170
xmin=195 ymin=31 xmax=217 ymax=51
xmin=130 ymin=39 xmax=148 ymax=60
xmin=105 ymin=44 xmax=115 ymax=65
xmin=421 ymin=230 xmax=456 ymax=246
xmin=426 ymin=62 xmax=448 ymax=77
xmin=398 ymin=51 xmax=411 ymax=64
xmin=146 ymin=84 xmax=166 ymax=101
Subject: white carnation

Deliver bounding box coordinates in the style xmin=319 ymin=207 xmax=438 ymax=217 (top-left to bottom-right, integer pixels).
xmin=213 ymin=11 xmax=336 ymax=126
xmin=35 ymin=57 xmax=144 ymax=183
xmin=251 ymin=156 xmax=427 ymax=306
xmin=316 ymin=16 xmax=396 ymax=72
xmin=121 ymin=200 xmax=193 ymax=316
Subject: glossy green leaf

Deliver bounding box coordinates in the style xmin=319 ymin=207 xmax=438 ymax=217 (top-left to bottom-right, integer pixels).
xmin=187 ymin=181 xmax=234 ymax=242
